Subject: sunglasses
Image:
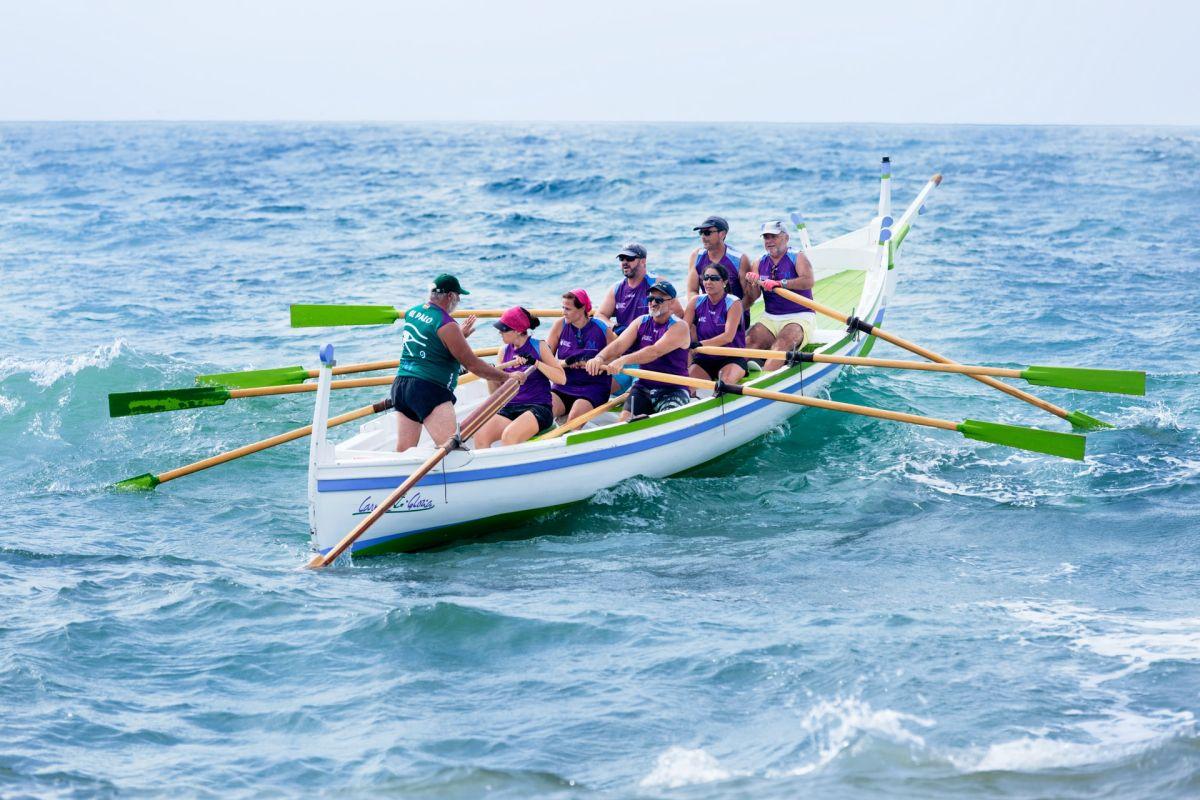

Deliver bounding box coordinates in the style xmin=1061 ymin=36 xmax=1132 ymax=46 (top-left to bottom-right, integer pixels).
xmin=618 ymin=255 xmax=639 ymax=263
xmin=698 ymin=228 xmax=719 ymax=236
xmin=701 ymin=274 xmax=723 ymax=282
xmin=647 ymin=296 xmax=667 ymax=305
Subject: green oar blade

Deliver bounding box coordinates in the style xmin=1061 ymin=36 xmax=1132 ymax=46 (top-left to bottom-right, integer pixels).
xmin=108 ymin=387 xmax=231 ymax=417
xmin=196 ymin=365 xmax=310 ymax=389
xmin=112 ymin=472 xmax=161 ymax=491
xmin=957 ymin=419 xmax=1086 ymax=461
xmin=1022 ymin=365 xmax=1146 ymax=396
xmin=290 ymin=304 xmax=400 ymax=327
xmin=1065 ymin=410 xmax=1113 ymax=430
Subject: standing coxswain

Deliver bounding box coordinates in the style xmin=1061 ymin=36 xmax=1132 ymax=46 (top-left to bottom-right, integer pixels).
xmin=391 ymin=274 xmax=519 ymax=452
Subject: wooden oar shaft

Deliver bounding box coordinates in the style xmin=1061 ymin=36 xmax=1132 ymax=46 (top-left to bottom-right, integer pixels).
xmin=771 ymin=287 xmax=1074 ymax=421
xmin=308 ymin=370 xmax=527 ymax=568
xmin=534 ymin=391 xmax=630 ymax=440
xmin=157 ymin=400 xmax=389 ymax=484
xmin=290 ymin=347 xmax=503 ymax=382
xmin=695 ymin=346 xmax=1025 ymax=379
xmin=227 ymin=372 xmax=480 ymax=400
xmin=445 ymin=309 xmax=561 ymax=319
xmin=621 ymin=368 xmax=959 ymax=432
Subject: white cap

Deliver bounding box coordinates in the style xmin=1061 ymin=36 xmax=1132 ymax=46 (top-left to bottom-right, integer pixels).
xmin=760 ymin=219 xmax=788 ymax=236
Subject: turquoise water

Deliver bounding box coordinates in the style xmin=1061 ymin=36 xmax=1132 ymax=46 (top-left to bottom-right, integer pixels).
xmin=1 ymin=123 xmax=1198 ymax=798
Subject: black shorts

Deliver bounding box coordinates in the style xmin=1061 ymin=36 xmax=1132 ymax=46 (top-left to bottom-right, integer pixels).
xmin=390 ymin=375 xmax=456 ymax=423
xmin=497 ymin=402 xmax=554 ymax=433
xmin=691 ymin=355 xmax=749 ymax=381
xmin=627 ymin=382 xmax=690 ymax=418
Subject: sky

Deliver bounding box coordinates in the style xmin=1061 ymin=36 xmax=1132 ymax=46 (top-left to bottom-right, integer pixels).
xmin=2 ymin=0 xmax=1196 ymax=125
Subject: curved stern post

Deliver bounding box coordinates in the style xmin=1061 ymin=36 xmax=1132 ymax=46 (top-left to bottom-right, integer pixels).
xmin=789 ymin=211 xmax=814 ymax=252
xmin=877 ymin=156 xmax=894 ymax=256
xmin=308 ymin=344 xmax=336 ymax=539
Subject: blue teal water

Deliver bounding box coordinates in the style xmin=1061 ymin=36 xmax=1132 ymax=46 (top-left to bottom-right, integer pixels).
xmin=1 ymin=123 xmax=1198 ymax=799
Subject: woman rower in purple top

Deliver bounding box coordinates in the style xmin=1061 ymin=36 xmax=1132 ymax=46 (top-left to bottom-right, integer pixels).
xmin=473 ymin=306 xmax=567 ymax=449
xmin=547 ymin=288 xmax=616 ymax=423
xmin=684 ymin=262 xmax=748 ymax=385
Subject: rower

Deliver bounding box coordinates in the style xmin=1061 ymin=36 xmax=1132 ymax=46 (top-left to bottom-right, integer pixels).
xmin=743 ymin=219 xmax=816 ymax=371
xmin=684 ymin=215 xmax=752 ymax=327
xmin=586 ymin=280 xmax=691 ymax=419
xmin=392 ymin=274 xmax=517 ymax=452
xmin=473 ymin=307 xmax=566 ymax=448
xmin=546 ymin=288 xmax=616 ymax=423
xmin=685 ymin=263 xmax=747 ymax=385
xmin=594 ymin=242 xmax=683 ymax=335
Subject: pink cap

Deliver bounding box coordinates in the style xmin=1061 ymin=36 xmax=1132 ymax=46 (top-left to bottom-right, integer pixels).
xmin=567 ymin=288 xmax=592 ymax=314
xmin=494 ymin=306 xmax=532 ymax=332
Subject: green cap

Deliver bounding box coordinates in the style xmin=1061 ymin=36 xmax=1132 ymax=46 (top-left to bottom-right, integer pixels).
xmin=431 ymin=274 xmax=470 ymax=295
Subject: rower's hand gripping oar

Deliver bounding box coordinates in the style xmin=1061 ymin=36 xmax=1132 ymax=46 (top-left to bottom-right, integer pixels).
xmin=290 ymin=305 xmax=563 ymax=327
xmin=621 ymin=367 xmax=1086 ymax=461
xmin=768 ymin=286 xmax=1114 ymax=430
xmin=304 ymin=367 xmax=534 ymax=569
xmin=195 ymin=347 xmax=500 ymax=389
xmin=694 ymin=346 xmax=1146 ymax=396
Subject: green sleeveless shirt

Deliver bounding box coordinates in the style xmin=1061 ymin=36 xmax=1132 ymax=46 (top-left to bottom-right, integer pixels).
xmin=396 ymin=303 xmax=459 ymax=391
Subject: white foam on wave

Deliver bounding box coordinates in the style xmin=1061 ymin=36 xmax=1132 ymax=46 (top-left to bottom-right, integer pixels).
xmin=0 ymin=339 xmax=126 ymax=387
xmin=0 ymin=394 xmax=20 ymax=416
xmin=953 ymin=706 xmax=1195 ymax=773
xmin=776 ymin=695 xmax=934 ymax=777
xmin=639 ymin=746 xmax=730 ymax=789
xmin=1001 ymin=600 xmax=1200 ymax=677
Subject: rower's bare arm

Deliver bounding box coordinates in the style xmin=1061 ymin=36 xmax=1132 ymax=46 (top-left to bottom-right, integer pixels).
xmin=595 ymin=286 xmax=617 ymax=326
xmin=704 ymin=300 xmax=743 ymax=347
xmin=546 ymin=317 xmax=564 ymax=354
xmin=738 ymin=254 xmax=754 ymax=298
xmin=792 ymin=252 xmax=815 ymax=290
xmin=684 ymin=249 xmax=699 ymax=302
xmin=440 ymin=324 xmax=510 ymax=383
xmin=537 ymin=341 xmax=567 ymax=385
xmin=743 ymin=269 xmax=762 ymax=303
xmin=587 ymin=325 xmax=638 ymax=374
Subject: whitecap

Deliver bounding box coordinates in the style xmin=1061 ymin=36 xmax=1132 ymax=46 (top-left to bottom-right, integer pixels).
xmin=775 ymin=695 xmax=934 ymax=777
xmin=0 ymin=339 xmax=126 ymax=387
xmin=639 ymin=746 xmax=730 ymax=789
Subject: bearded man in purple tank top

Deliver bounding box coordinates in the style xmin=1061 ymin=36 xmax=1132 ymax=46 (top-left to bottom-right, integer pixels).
xmin=595 ymin=242 xmax=684 ymax=335
xmin=587 ymin=281 xmax=691 ymax=420
xmin=743 ymin=219 xmax=816 ymax=371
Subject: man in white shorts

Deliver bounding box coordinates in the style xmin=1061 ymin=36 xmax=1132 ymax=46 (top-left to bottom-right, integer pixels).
xmin=743 ymin=219 xmax=816 ymax=371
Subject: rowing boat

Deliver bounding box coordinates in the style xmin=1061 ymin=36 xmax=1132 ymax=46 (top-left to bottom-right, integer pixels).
xmin=306 ymin=164 xmax=942 ymax=558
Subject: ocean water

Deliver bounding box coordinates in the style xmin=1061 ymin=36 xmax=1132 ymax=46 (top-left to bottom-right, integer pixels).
xmin=1 ymin=122 xmax=1198 ymax=799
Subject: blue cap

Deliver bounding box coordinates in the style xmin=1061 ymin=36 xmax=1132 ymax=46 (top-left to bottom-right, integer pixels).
xmin=649 ymin=280 xmax=677 ymax=300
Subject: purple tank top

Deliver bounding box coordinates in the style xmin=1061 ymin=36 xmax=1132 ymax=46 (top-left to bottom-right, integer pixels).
xmin=758 ymin=250 xmax=815 ymax=316
xmin=502 ymin=338 xmax=551 ymax=407
xmin=695 ymin=247 xmax=744 ymax=300
xmin=552 ymin=318 xmax=611 ymax=400
xmin=632 ymin=314 xmax=688 ymax=389
xmin=612 ymin=274 xmax=657 ymax=334
xmin=693 ymin=295 xmax=746 ymax=349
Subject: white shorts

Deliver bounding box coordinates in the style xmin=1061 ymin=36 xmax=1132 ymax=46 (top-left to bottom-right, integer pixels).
xmin=756 ymin=311 xmax=815 ymax=343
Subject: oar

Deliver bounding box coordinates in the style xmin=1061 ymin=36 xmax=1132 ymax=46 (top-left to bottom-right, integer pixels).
xmin=291 ymin=304 xmax=563 ymax=327
xmin=196 ymin=347 xmax=499 ymax=388
xmin=694 ymin=346 xmax=1145 ymax=396
xmin=305 ymin=368 xmax=531 ymax=569
xmin=112 ymin=398 xmax=393 ymax=490
xmin=109 ymin=373 xmax=482 ymax=418
xmin=769 ymin=286 xmax=1112 ymax=429
xmin=621 ymin=368 xmax=1086 ymax=460
xmin=534 ymin=391 xmax=630 ymax=440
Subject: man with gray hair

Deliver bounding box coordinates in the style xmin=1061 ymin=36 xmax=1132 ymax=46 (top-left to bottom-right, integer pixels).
xmin=742 ymin=220 xmax=816 ymax=371
xmin=391 ymin=273 xmax=517 ymax=452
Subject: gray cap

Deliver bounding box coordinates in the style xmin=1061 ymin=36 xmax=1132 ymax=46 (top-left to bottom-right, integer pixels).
xmin=693 ymin=216 xmax=729 ymax=233
xmin=617 ymin=242 xmax=647 ymax=259
xmin=760 ymin=220 xmax=788 ymax=236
